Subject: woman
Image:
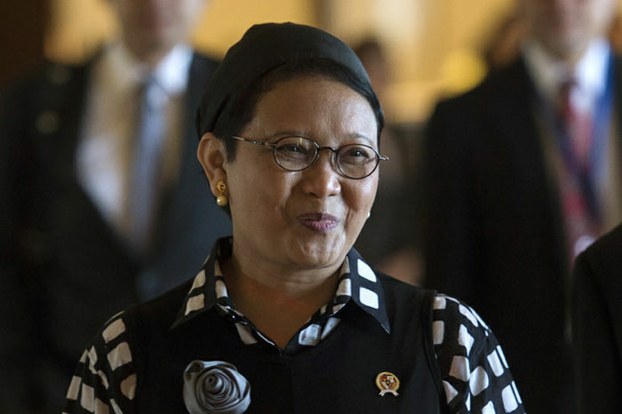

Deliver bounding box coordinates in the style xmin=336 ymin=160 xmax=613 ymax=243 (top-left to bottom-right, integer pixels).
xmin=63 ymin=23 xmax=524 ymax=413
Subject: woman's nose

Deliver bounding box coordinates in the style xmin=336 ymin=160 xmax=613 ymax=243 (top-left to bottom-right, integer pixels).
xmin=300 ymin=151 xmax=341 ymax=198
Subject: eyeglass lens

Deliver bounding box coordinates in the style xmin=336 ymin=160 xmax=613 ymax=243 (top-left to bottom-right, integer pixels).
xmin=272 ymin=136 xmax=380 ymax=179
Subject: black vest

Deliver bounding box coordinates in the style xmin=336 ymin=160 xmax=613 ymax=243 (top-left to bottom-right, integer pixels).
xmin=127 ymin=276 xmax=448 ymax=413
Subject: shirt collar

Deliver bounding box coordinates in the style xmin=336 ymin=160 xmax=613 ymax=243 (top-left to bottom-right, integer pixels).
xmin=522 ymin=38 xmax=611 ymax=107
xmin=171 ymin=237 xmax=391 ymax=334
xmin=101 ymin=41 xmax=193 ymax=96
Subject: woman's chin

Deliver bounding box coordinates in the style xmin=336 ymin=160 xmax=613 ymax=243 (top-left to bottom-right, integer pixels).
xmin=287 ymin=238 xmax=348 ymax=269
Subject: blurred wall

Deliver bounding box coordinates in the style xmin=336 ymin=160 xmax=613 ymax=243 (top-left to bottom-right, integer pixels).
xmin=44 ymin=0 xmax=517 ymax=123
xmin=45 ymin=0 xmax=316 ymax=61
xmin=323 ymin=0 xmax=514 ymax=121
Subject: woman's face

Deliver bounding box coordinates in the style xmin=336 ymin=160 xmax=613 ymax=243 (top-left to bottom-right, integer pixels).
xmin=224 ymin=76 xmax=379 ymax=272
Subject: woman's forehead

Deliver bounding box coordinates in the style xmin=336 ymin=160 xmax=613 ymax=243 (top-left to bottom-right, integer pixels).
xmin=255 ymin=75 xmax=371 ymax=114
xmin=246 ymin=77 xmax=377 ymax=140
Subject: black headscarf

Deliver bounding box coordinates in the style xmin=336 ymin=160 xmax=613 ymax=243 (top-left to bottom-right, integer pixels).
xmin=195 ymin=22 xmax=378 ymax=137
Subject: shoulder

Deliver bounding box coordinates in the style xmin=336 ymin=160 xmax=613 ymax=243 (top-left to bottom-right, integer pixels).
xmin=431 ymin=58 xmax=531 ymax=121
xmin=575 ymin=224 xmax=622 ymax=287
xmin=431 ymin=294 xmax=524 ymax=413
xmin=4 ymin=59 xmax=89 ymax=96
xmin=189 ymin=51 xmax=220 ymax=79
xmin=0 ymin=60 xmax=90 ymax=147
xmin=125 ymin=278 xmax=196 ymax=336
xmin=1 ymin=59 xmax=90 ymax=121
xmin=378 ymin=274 xmax=436 ymax=312
xmin=64 ymin=309 xmax=138 ymax=411
xmin=581 ymin=223 xmax=622 ymax=262
xmin=65 ymin=279 xmax=195 ymax=410
xmin=425 ymin=79 xmax=491 ymax=143
xmin=191 ymin=50 xmax=220 ymax=66
xmin=90 ymin=279 xmax=192 ymax=360
xmin=431 ymin=295 xmax=494 ymax=350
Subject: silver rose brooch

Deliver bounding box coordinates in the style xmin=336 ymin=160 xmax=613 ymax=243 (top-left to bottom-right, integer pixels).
xmin=183 ymin=360 xmax=251 ymax=414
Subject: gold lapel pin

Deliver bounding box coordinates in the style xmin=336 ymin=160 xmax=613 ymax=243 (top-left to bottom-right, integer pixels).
xmin=375 ymin=371 xmax=400 ymax=397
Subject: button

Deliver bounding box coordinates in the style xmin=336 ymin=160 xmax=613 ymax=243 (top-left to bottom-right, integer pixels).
xmin=48 ymin=65 xmax=70 ymax=85
xmin=36 ymin=111 xmax=59 ymax=135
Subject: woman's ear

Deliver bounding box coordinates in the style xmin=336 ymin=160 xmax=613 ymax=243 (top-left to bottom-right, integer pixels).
xmin=197 ymin=132 xmax=227 ymax=196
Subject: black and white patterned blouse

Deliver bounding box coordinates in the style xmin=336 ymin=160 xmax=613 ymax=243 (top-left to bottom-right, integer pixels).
xmin=64 ymin=238 xmax=525 ymax=413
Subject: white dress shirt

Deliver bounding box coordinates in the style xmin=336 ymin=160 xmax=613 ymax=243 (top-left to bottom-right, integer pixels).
xmin=523 ymin=38 xmax=622 ymax=239
xmin=76 ymin=42 xmax=193 ymax=240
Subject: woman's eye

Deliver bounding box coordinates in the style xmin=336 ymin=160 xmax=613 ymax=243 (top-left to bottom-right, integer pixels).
xmin=346 ymin=146 xmax=372 ymax=158
xmin=351 ymin=148 xmax=369 ymax=157
xmin=340 ymin=146 xmax=374 ymax=164
xmin=278 ymin=144 xmax=305 ymax=153
xmin=275 ymin=142 xmax=312 ymax=161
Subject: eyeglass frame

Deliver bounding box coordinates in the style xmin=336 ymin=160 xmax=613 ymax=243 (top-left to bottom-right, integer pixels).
xmin=230 ymin=135 xmax=389 ymax=179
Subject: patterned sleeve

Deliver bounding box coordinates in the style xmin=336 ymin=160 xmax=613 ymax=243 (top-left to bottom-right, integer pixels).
xmin=62 ymin=311 xmax=137 ymax=414
xmin=432 ymin=295 xmax=525 ymax=414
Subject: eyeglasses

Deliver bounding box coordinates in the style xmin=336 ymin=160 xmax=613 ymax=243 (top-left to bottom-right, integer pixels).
xmin=231 ymin=135 xmax=388 ymax=179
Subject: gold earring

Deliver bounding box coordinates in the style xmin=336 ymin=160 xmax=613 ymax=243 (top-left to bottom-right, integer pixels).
xmin=215 ymin=180 xmax=228 ymax=207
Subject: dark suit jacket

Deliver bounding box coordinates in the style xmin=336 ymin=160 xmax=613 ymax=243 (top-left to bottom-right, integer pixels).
xmin=0 ymin=52 xmax=231 ymax=413
xmin=422 ymin=55 xmax=622 ymax=414
xmin=572 ymin=223 xmax=622 ymax=414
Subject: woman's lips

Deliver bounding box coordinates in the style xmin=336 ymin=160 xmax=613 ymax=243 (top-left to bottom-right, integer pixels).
xmin=297 ymin=213 xmax=340 ymax=233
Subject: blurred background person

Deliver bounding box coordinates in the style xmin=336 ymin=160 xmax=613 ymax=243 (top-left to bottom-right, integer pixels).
xmin=352 ymin=36 xmax=423 ymax=285
xmin=421 ymin=0 xmax=621 ymax=412
xmin=572 ymin=223 xmax=622 ymax=414
xmin=481 ymin=6 xmax=622 ymax=72
xmin=0 ymin=0 xmax=231 ymax=412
